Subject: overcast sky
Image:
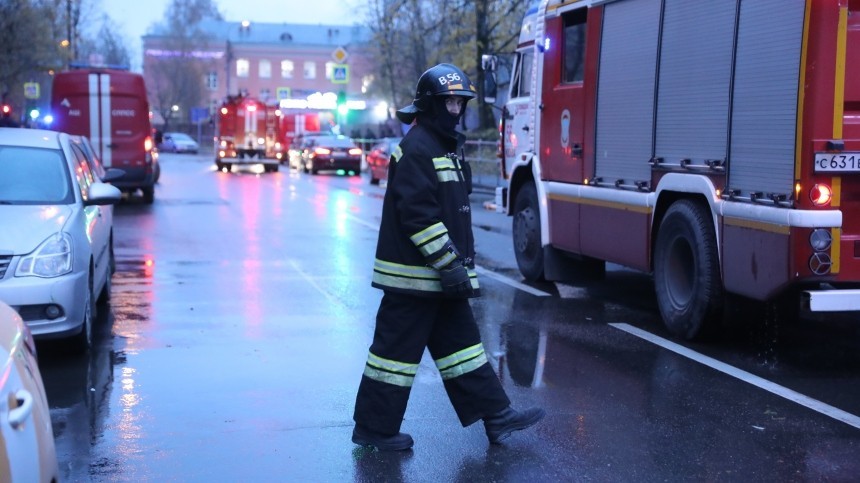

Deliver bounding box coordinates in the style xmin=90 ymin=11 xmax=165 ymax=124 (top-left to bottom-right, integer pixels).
xmin=101 ymin=0 xmax=361 ymax=71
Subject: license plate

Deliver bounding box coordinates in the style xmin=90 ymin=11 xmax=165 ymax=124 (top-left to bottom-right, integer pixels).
xmin=332 ymin=152 xmax=346 ymax=158
xmin=814 ymin=152 xmax=860 ymax=172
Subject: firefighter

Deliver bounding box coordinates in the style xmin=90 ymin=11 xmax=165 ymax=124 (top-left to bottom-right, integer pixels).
xmin=352 ymin=63 xmax=545 ymax=451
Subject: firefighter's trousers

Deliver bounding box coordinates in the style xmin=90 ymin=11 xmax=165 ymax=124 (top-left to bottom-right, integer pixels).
xmin=353 ymin=292 xmax=511 ymax=435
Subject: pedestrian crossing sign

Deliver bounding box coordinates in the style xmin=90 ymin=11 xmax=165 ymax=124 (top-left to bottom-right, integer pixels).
xmin=332 ymin=64 xmax=349 ymax=84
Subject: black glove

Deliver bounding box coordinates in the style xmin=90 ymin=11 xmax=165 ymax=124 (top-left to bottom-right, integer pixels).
xmin=439 ymin=260 xmax=473 ymax=296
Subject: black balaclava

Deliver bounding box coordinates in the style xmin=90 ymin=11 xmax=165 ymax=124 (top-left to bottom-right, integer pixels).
xmin=417 ymin=96 xmax=466 ymax=141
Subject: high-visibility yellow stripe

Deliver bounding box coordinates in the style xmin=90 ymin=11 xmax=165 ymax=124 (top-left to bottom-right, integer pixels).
xmin=832 ymin=176 xmax=841 ymax=208
xmin=432 ymin=157 xmax=457 ymax=170
xmin=437 ymin=171 xmax=461 ymax=183
xmin=439 ymin=352 xmax=488 ymax=380
xmin=419 ymin=234 xmax=450 ymax=258
xmin=410 ymin=222 xmax=447 ymax=246
xmin=833 ymin=5 xmax=848 ymax=139
xmin=392 ymin=145 xmax=403 ymax=163
xmin=795 ymin=1 xmax=812 ymax=179
xmin=373 ymin=259 xmax=437 ymax=279
xmin=723 ymin=216 xmax=790 ymax=235
xmin=435 ymin=343 xmax=485 ymax=370
xmin=367 ymin=352 xmax=419 ymax=375
xmin=831 ymin=227 xmax=841 ymax=274
xmin=363 ymin=366 xmax=414 ymax=387
xmin=548 ymin=193 xmax=652 ymax=214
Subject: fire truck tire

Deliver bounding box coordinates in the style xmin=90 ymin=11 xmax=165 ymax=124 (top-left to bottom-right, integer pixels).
xmin=654 ymin=199 xmax=722 ymax=340
xmin=512 ymin=183 xmax=545 ymax=281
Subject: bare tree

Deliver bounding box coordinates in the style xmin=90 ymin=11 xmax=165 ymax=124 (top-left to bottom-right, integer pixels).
xmin=76 ymin=15 xmax=133 ymax=67
xmin=0 ymin=0 xmax=65 ymax=113
xmin=360 ymin=0 xmax=529 ymax=132
xmin=145 ymin=0 xmax=222 ymax=130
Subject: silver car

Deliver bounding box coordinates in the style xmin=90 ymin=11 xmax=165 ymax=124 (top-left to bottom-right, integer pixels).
xmin=0 ymin=128 xmax=121 ymax=352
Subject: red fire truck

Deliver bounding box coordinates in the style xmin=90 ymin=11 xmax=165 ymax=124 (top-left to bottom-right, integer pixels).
xmin=485 ymin=0 xmax=860 ymax=339
xmin=214 ymin=94 xmax=282 ymax=172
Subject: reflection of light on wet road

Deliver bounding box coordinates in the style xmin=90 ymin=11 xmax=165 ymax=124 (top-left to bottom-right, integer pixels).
xmin=118 ymin=366 xmax=142 ymax=457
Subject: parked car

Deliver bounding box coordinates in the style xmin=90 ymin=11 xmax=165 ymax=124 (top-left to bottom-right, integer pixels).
xmin=366 ymin=137 xmax=403 ymax=185
xmin=0 ymin=300 xmax=59 ymax=482
xmin=298 ymin=134 xmax=363 ymax=175
xmin=0 ymin=128 xmax=121 ymax=352
xmin=159 ymin=132 xmax=200 ymax=154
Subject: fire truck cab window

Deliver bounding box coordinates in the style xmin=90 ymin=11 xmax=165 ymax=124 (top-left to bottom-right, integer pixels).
xmin=563 ymin=9 xmax=587 ymax=83
xmin=512 ymin=51 xmax=534 ymax=98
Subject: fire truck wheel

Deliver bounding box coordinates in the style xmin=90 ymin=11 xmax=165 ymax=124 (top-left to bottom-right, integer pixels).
xmin=654 ymin=199 xmax=722 ymax=340
xmin=512 ymin=182 xmax=545 ymax=281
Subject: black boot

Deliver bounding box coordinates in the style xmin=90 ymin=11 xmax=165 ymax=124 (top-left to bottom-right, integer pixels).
xmin=483 ymin=406 xmax=545 ymax=444
xmin=352 ymin=425 xmax=414 ymax=451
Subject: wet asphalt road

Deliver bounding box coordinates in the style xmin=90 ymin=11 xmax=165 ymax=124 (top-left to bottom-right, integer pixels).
xmin=36 ymin=152 xmax=860 ymax=482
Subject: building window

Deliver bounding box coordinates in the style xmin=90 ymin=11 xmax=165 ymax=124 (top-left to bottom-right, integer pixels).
xmin=304 ymin=61 xmax=316 ymax=79
xmin=237 ymin=59 xmax=250 ymax=78
xmin=259 ymin=60 xmax=271 ymax=79
xmin=205 ymin=72 xmax=218 ymax=91
xmin=260 ymin=88 xmax=271 ymax=100
xmin=281 ymin=60 xmax=294 ymax=79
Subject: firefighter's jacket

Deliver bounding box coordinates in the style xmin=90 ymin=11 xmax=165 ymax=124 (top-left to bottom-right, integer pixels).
xmin=371 ymin=123 xmax=479 ymax=297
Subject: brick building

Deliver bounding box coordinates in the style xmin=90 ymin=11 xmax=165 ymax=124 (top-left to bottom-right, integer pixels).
xmin=142 ymin=19 xmax=384 ymax=131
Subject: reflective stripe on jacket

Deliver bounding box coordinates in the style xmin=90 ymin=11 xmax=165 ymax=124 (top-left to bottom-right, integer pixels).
xmin=370 ymin=123 xmax=479 ymax=297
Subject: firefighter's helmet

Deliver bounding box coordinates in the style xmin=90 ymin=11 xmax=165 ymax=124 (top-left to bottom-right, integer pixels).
xmin=396 ymin=64 xmax=477 ymax=124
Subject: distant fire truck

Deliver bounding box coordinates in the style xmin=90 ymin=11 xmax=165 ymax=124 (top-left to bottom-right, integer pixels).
xmin=214 ymin=94 xmax=282 ymax=172
xmin=484 ymin=0 xmax=859 ymax=339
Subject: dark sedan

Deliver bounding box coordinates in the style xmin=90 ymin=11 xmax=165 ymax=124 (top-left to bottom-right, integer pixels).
xmin=300 ymin=135 xmax=362 ymax=176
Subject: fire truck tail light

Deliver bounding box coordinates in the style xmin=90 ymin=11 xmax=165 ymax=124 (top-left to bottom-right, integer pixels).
xmin=247 ymin=105 xmax=257 ymax=112
xmin=144 ymin=136 xmax=153 ymax=152
xmin=809 ymin=228 xmax=832 ymax=251
xmin=220 ymin=140 xmax=228 ymax=148
xmin=348 ymin=148 xmax=362 ymax=156
xmin=220 ymin=107 xmax=228 ymax=115
xmin=219 ymin=150 xmax=226 ymax=158
xmin=810 ymin=184 xmax=833 ymax=206
xmin=257 ymin=138 xmax=264 ymax=145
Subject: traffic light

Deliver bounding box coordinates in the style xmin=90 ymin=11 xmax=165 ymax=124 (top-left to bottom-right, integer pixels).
xmin=337 ymin=90 xmax=348 ymax=116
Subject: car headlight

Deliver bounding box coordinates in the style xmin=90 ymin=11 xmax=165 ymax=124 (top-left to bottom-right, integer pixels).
xmin=16 ymin=233 xmax=73 ymax=278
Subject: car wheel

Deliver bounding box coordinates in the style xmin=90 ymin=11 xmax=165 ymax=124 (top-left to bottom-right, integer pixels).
xmin=142 ymin=186 xmax=155 ymax=204
xmin=98 ymin=238 xmax=114 ymax=306
xmin=512 ymin=182 xmax=544 ymax=281
xmin=654 ymin=199 xmax=723 ymax=340
xmin=70 ymin=271 xmax=94 ymax=353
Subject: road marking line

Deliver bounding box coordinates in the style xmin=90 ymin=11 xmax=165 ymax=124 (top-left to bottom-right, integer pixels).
xmin=476 ymin=266 xmax=552 ymax=297
xmin=611 ymin=323 xmax=860 ymax=430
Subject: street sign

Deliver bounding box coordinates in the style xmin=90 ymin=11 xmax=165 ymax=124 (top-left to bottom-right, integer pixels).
xmin=332 ymin=46 xmax=348 ymax=63
xmin=24 ymin=82 xmax=40 ymax=99
xmin=276 ymin=87 xmax=291 ymax=100
xmin=332 ymin=65 xmax=349 ymax=84
xmin=190 ymin=107 xmax=209 ymax=123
